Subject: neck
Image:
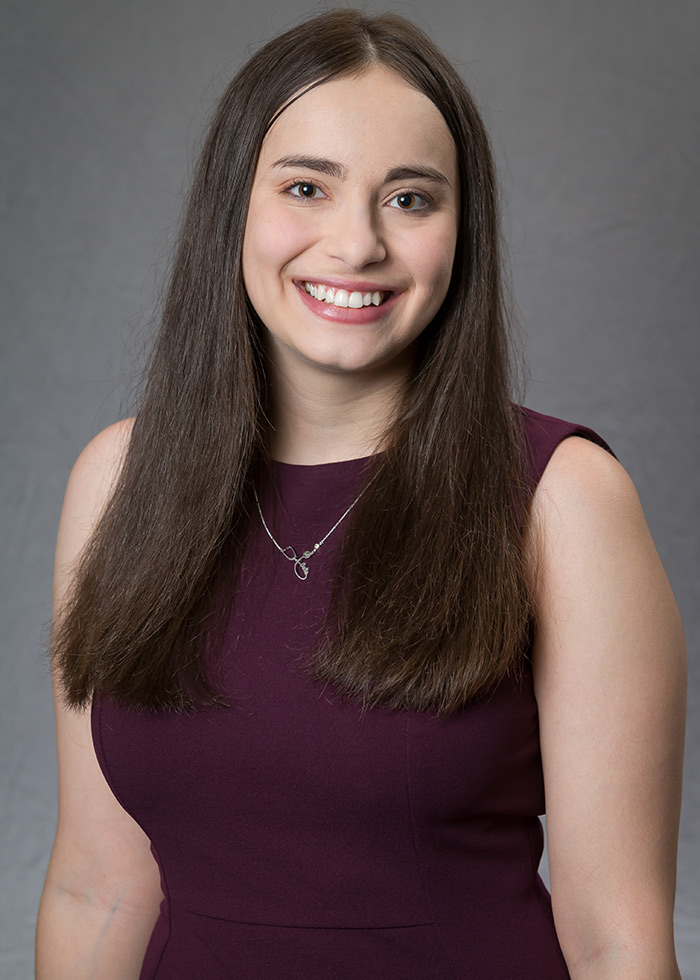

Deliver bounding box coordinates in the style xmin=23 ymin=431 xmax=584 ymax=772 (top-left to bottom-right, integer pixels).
xmin=267 ymin=358 xmax=409 ymax=465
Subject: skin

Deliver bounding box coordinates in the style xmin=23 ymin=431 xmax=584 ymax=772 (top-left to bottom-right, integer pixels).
xmin=529 ymin=438 xmax=685 ymax=977
xmin=36 ymin=419 xmax=163 ymax=980
xmin=242 ymin=66 xmax=460 ymax=463
xmin=37 ymin=66 xmax=686 ymax=978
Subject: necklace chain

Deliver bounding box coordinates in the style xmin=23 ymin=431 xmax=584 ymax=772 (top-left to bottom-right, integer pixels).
xmin=253 ymin=481 xmax=367 ymax=581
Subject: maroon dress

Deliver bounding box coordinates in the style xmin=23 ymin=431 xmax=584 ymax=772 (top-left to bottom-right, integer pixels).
xmin=92 ymin=407 xmax=613 ymax=979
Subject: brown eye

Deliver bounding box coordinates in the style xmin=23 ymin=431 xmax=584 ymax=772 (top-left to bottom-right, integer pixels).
xmin=285 ymin=181 xmax=326 ymax=202
xmin=389 ymin=192 xmax=429 ymax=212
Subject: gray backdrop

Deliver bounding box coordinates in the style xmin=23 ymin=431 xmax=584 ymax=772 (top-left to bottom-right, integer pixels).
xmin=2 ymin=0 xmax=698 ymax=976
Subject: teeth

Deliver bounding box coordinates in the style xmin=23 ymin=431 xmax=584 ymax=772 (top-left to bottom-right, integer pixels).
xmin=304 ymin=282 xmax=385 ymax=307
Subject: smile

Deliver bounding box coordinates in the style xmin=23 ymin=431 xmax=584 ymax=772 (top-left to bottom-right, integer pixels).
xmin=303 ymin=281 xmax=389 ymax=308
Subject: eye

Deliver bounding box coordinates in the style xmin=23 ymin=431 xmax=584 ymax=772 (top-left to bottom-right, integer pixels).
xmin=388 ymin=191 xmax=430 ymax=212
xmin=285 ymin=180 xmax=326 ymax=200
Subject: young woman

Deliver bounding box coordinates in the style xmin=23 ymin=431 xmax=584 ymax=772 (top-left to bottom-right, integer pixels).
xmin=36 ymin=10 xmax=686 ymax=979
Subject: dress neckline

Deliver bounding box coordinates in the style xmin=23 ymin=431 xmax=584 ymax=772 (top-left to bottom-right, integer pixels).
xmin=272 ymin=454 xmax=377 ymax=474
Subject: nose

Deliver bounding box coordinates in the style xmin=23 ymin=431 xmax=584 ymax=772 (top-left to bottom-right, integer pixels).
xmin=325 ymin=200 xmax=387 ymax=270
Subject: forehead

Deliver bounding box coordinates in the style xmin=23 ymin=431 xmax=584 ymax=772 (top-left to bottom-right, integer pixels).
xmin=257 ymin=66 xmax=457 ymax=180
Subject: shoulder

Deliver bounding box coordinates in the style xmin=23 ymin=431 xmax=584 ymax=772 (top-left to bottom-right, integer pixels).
xmin=532 ymin=434 xmax=638 ymax=532
xmin=514 ymin=404 xmax=629 ymax=547
xmin=63 ymin=418 xmax=135 ymax=521
xmin=54 ymin=419 xmax=135 ymax=604
xmin=528 ymin=434 xmax=653 ymax=598
xmin=516 ymin=404 xmax=616 ymax=489
xmin=69 ymin=416 xmax=135 ymax=481
xmin=528 ymin=433 xmax=684 ymax=670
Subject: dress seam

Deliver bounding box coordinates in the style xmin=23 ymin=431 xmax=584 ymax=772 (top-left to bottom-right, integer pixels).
xmin=146 ymin=841 xmax=172 ymax=980
xmin=178 ymin=907 xmax=434 ymax=928
xmin=403 ymin=714 xmax=461 ymax=980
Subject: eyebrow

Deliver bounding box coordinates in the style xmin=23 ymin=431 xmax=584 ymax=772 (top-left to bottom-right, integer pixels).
xmin=270 ymin=156 xmax=451 ymax=187
xmin=384 ymin=166 xmax=450 ymax=187
xmin=271 ymin=156 xmax=346 ymax=179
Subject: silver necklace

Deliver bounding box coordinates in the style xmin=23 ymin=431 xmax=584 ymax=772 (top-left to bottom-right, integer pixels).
xmin=253 ymin=481 xmax=367 ymax=581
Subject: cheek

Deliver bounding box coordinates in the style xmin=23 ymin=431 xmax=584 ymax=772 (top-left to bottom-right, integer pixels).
xmin=406 ymin=225 xmax=457 ymax=302
xmin=243 ymin=203 xmax=316 ymax=283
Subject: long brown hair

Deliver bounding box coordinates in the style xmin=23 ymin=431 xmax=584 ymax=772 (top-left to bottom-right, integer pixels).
xmin=55 ymin=9 xmax=531 ymax=714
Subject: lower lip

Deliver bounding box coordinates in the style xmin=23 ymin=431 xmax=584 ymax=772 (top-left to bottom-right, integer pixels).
xmin=294 ymin=283 xmax=401 ymax=324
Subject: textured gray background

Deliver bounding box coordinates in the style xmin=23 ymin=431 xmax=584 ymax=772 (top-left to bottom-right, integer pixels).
xmin=2 ymin=0 xmax=698 ymax=976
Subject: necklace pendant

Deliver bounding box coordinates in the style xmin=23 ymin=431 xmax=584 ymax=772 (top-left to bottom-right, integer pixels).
xmin=253 ymin=482 xmax=371 ymax=587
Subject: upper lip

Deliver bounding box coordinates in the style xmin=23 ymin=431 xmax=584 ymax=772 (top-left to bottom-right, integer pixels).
xmin=294 ymin=277 xmax=400 ymax=293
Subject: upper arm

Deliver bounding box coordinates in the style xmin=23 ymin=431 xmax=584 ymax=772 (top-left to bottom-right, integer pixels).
xmin=528 ymin=437 xmax=686 ymax=971
xmin=48 ymin=419 xmax=161 ymax=907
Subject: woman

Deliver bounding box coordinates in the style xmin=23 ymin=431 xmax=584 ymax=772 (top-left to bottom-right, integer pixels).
xmin=36 ymin=10 xmax=686 ymax=979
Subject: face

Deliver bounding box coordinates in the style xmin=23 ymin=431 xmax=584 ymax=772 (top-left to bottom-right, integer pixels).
xmin=242 ymin=66 xmax=459 ymax=384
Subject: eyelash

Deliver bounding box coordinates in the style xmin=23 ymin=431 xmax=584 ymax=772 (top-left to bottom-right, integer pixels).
xmin=282 ymin=179 xmax=434 ymax=213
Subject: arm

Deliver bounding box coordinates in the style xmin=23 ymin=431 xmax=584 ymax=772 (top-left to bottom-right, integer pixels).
xmin=529 ymin=437 xmax=686 ymax=979
xmin=36 ymin=420 xmax=163 ymax=980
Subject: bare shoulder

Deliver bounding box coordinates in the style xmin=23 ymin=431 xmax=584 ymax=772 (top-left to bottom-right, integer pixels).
xmin=64 ymin=417 xmax=135 ymax=517
xmin=526 ymin=435 xmax=662 ymax=595
xmin=54 ymin=418 xmax=136 ymax=610
xmin=531 ymin=435 xmax=640 ymax=534
xmin=528 ymin=433 xmax=681 ymax=644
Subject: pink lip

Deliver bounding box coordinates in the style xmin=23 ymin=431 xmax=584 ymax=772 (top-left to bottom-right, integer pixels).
xmin=293 ymin=281 xmax=401 ymax=324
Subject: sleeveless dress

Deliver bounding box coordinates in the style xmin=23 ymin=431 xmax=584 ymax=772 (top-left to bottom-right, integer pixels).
xmin=92 ymin=407 xmax=613 ymax=979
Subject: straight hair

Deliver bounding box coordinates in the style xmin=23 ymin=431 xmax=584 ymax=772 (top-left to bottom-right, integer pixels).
xmin=55 ymin=9 xmax=532 ymax=715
